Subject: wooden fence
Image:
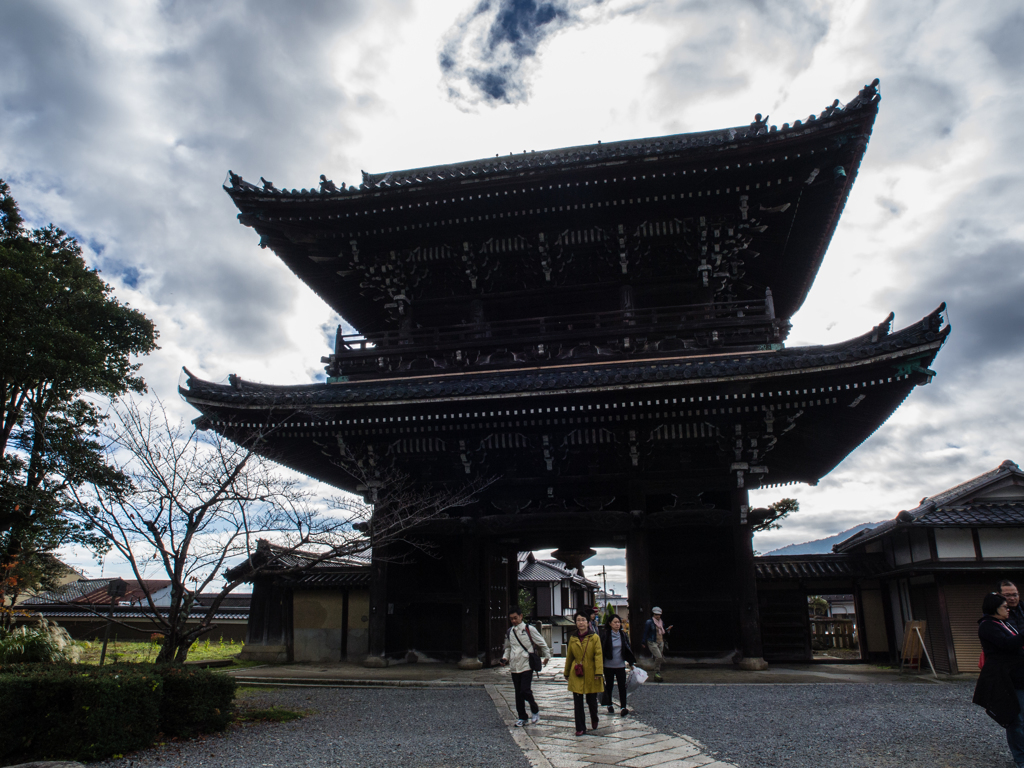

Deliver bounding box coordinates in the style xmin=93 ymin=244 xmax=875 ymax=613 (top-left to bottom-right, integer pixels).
xmin=810 ymin=618 xmax=856 ymax=649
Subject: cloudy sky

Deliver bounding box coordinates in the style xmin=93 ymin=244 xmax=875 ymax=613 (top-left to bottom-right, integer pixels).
xmin=2 ymin=0 xmax=1022 ymax=593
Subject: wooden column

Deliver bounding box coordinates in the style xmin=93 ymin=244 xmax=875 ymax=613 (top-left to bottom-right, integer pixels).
xmin=364 ymin=544 xmax=389 ymax=667
xmin=732 ymin=485 xmax=767 ymax=670
xmin=457 ymin=535 xmax=483 ymax=669
xmin=341 ymin=589 xmax=350 ymax=661
xmin=626 ymin=525 xmax=651 ymax=651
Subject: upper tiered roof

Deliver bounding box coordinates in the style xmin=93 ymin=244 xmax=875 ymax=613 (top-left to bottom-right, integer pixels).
xmin=224 ymin=80 xmax=881 ymax=335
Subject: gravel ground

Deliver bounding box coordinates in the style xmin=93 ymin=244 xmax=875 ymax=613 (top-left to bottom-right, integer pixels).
xmin=632 ymin=681 xmax=1015 ymax=768
xmin=95 ymin=687 xmax=529 ymax=768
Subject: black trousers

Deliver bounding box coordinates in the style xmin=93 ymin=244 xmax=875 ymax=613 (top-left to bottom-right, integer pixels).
xmin=511 ymin=670 xmax=538 ymax=720
xmin=602 ymin=666 xmax=628 ymax=709
xmin=573 ymin=692 xmax=598 ymax=731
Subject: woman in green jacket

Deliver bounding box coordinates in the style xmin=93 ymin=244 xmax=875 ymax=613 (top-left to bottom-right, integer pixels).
xmin=564 ymin=609 xmax=604 ymax=736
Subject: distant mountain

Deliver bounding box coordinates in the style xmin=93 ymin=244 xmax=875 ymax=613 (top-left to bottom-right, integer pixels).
xmin=763 ymin=523 xmax=881 ymax=555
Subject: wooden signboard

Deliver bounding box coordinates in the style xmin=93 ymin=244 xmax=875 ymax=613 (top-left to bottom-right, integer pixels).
xmin=900 ymin=620 xmax=937 ymax=676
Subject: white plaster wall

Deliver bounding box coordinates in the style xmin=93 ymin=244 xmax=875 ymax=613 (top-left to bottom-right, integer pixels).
xmin=979 ymin=529 xmax=1024 ymax=559
xmin=935 ymin=528 xmax=975 ymax=559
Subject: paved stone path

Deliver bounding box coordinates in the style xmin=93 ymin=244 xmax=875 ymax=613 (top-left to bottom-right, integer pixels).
xmin=487 ymin=680 xmax=737 ymax=768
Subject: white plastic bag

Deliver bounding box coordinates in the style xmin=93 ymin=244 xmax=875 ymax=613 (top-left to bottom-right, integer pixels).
xmin=626 ymin=666 xmax=648 ymax=693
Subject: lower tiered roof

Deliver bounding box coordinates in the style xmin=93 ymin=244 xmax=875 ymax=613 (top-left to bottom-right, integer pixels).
xmin=181 ymin=306 xmax=948 ymax=502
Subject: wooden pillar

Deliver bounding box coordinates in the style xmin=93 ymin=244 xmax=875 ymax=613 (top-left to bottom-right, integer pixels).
xmin=626 ymin=525 xmax=651 ymax=651
xmin=458 ymin=535 xmax=483 ymax=669
xmin=852 ymin=585 xmax=867 ymax=660
xmin=732 ymin=485 xmax=767 ymax=670
xmin=364 ymin=544 xmax=389 ymax=667
xmin=341 ymin=589 xmax=350 ymax=661
xmin=245 ymin=579 xmax=268 ymax=646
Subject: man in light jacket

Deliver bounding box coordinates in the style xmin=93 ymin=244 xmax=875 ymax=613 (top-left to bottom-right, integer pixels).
xmin=501 ymin=605 xmax=552 ymax=726
xmin=642 ymin=606 xmax=673 ymax=682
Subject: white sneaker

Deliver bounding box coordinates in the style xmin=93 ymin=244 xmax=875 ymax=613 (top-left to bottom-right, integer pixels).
xmin=515 ymin=719 xmax=527 ymax=727
xmin=530 ymin=713 xmax=540 ymax=724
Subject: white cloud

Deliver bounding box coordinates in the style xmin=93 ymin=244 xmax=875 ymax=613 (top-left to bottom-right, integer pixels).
xmin=2 ymin=0 xmax=1021 ymax=580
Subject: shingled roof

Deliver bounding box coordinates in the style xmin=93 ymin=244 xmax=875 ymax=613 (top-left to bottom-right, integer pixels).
xmin=834 ymin=460 xmax=1024 ymax=552
xmin=223 ymin=539 xmax=370 ymax=584
xmin=518 ymin=553 xmax=597 ymax=589
xmin=22 ymin=578 xmax=113 ymax=605
xmin=22 ymin=579 xmax=173 ymax=606
xmin=754 ymin=554 xmax=883 ymax=581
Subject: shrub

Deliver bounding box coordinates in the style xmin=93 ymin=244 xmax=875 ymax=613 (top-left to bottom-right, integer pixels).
xmin=0 ymin=662 xmax=237 ymax=762
xmin=151 ymin=663 xmax=237 ymax=738
xmin=0 ymin=618 xmax=81 ymax=664
xmin=0 ymin=663 xmax=162 ymax=763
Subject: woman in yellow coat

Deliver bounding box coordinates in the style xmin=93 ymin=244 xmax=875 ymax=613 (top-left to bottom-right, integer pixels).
xmin=564 ymin=609 xmax=604 ymax=736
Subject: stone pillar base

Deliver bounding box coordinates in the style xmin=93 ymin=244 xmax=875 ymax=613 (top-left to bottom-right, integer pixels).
xmin=457 ymin=656 xmax=484 ymax=670
xmin=737 ymin=657 xmax=769 ymax=671
xmin=238 ymin=644 xmax=288 ymax=664
xmin=363 ymin=655 xmax=389 ymax=668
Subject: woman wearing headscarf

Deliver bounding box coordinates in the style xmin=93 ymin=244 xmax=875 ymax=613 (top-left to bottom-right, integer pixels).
xmin=564 ymin=609 xmax=604 ymax=736
xmin=973 ymin=591 xmax=1024 ymax=767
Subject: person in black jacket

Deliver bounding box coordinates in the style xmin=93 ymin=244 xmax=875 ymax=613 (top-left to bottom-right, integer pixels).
xmin=973 ymin=592 xmax=1024 ymax=767
xmin=601 ymin=614 xmax=636 ymax=716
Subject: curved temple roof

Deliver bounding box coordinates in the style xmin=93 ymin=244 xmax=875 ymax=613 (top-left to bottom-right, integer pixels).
xmin=180 ymin=305 xmax=948 ymax=494
xmin=195 ymin=79 xmax=948 ymax=504
xmin=229 ymin=80 xmax=880 ymax=195
xmin=223 ymin=81 xmax=882 ymax=334
xmin=182 ymin=305 xmax=945 ymax=410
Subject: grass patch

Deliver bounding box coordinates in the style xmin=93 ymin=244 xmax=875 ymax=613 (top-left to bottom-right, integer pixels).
xmin=236 ymin=706 xmax=305 ymax=724
xmin=235 ymin=686 xmax=277 ymax=696
xmin=74 ymin=637 xmax=243 ymax=665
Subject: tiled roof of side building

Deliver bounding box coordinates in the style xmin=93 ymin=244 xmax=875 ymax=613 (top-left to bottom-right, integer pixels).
xmin=754 ymin=554 xmax=880 ymax=580
xmin=921 ymin=460 xmax=1023 ymax=509
xmin=914 ymin=502 xmax=1024 ymax=527
xmin=293 ymin=571 xmax=372 ymax=587
xmin=24 ymin=579 xmax=173 ymax=606
xmin=75 ymin=580 xmax=173 ymax=605
xmin=518 ymin=560 xmax=570 ymax=583
xmin=22 ymin=578 xmax=112 ymax=605
xmin=224 ymin=540 xmax=371 ymax=582
xmin=518 ymin=559 xmax=597 ymax=588
xmin=833 ymin=461 xmax=1024 ymax=552
xmin=28 ymin=607 xmax=248 ymax=622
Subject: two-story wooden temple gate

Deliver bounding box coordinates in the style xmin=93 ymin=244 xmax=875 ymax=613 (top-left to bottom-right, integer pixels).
xmin=183 ymin=79 xmax=948 ymax=667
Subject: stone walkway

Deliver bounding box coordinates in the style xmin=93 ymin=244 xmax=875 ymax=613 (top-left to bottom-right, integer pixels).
xmin=486 ymin=679 xmax=737 ymax=768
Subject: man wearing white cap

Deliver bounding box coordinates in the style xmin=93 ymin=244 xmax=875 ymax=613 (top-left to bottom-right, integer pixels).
xmin=642 ymin=607 xmax=673 ymax=681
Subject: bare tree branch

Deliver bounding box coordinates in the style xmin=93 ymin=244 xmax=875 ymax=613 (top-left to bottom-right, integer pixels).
xmin=71 ymin=396 xmax=497 ymax=661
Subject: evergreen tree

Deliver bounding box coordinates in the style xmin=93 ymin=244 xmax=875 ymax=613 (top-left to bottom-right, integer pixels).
xmin=0 ymin=180 xmax=158 ymax=628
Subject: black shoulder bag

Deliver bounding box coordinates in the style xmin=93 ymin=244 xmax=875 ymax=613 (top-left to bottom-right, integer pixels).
xmin=515 ymin=625 xmax=543 ymax=672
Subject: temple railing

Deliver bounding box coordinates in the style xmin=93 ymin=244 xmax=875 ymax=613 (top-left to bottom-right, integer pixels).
xmin=323 ymin=298 xmax=788 ymax=379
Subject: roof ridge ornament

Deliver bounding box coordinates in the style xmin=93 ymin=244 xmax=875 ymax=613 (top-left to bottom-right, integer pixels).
xmin=846 ymin=78 xmax=881 ymax=110
xmin=225 ymin=170 xmax=259 ymax=192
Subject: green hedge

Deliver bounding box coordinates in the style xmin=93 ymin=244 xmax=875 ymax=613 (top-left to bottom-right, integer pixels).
xmin=0 ymin=663 xmax=237 ymax=764
xmin=0 ymin=664 xmax=162 ymax=763
xmin=150 ymin=663 xmax=236 ymax=738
